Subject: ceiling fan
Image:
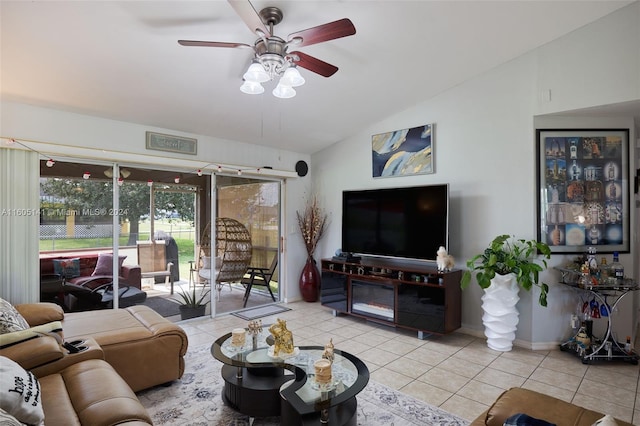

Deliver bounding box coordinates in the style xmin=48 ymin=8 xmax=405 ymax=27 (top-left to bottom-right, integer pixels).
xmin=178 ymin=0 xmax=356 ymax=98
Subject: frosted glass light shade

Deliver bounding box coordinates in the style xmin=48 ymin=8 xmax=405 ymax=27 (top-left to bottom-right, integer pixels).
xmin=272 ymin=83 xmax=296 ymax=99
xmin=243 ymin=63 xmax=270 ymax=83
xmin=280 ymin=67 xmax=305 ymax=87
xmin=240 ymin=81 xmax=265 ymax=95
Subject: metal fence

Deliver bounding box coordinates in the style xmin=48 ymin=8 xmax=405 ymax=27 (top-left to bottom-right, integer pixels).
xmin=40 ymin=225 xmax=196 ymax=240
xmin=40 ymin=224 xmax=113 ymax=239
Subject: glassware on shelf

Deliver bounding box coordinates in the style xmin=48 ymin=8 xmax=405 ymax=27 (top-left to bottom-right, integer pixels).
xmin=611 ymin=252 xmax=624 ymax=284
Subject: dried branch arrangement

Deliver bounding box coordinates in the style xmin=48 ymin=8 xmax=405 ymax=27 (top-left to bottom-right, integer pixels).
xmin=296 ymin=196 xmax=327 ymax=258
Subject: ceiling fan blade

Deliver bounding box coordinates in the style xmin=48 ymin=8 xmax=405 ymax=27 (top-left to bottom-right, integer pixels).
xmin=288 ymin=18 xmax=356 ymax=48
xmin=178 ymin=40 xmax=253 ymax=49
xmin=290 ymin=51 xmax=338 ymax=77
xmin=228 ymin=0 xmax=271 ymax=37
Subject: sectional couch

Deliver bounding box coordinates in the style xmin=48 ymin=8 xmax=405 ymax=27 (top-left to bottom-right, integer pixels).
xmin=1 ymin=301 xmax=188 ymax=425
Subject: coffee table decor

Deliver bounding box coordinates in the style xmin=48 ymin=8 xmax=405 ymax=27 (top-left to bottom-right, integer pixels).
xmin=247 ymin=319 xmax=262 ymax=349
xmin=211 ymin=325 xmax=370 ymax=425
xmin=268 ymin=318 xmax=296 ymax=357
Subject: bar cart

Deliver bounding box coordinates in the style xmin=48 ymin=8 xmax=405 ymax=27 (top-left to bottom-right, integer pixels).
xmin=556 ymin=267 xmax=639 ymax=365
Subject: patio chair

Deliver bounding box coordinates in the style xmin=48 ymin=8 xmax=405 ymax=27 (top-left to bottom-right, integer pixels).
xmin=241 ymin=255 xmax=277 ymax=307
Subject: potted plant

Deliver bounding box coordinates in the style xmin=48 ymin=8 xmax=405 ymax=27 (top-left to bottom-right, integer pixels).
xmin=460 ymin=234 xmax=551 ymax=351
xmin=175 ymin=287 xmax=210 ymax=320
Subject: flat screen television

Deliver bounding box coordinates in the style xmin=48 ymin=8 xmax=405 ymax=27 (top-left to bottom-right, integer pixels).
xmin=342 ymin=184 xmax=449 ymax=261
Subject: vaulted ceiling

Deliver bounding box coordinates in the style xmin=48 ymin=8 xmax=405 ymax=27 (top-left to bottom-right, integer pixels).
xmin=1 ymin=1 xmax=635 ymax=154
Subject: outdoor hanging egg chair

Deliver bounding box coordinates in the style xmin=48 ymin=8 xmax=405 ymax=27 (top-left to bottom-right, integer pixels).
xmin=199 ymin=218 xmax=252 ymax=299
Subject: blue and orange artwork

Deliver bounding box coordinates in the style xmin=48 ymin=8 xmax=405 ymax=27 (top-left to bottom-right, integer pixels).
xmin=372 ymin=124 xmax=433 ymax=178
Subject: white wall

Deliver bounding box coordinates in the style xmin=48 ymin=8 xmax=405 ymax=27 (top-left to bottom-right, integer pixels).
xmin=312 ymin=2 xmax=640 ymax=348
xmin=1 ymin=101 xmax=312 ymax=304
xmin=536 ymin=3 xmax=640 ymax=115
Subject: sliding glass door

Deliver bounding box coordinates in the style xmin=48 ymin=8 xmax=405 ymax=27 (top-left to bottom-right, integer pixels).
xmin=214 ymin=175 xmax=281 ymax=314
xmin=39 ymin=160 xmax=205 ymax=316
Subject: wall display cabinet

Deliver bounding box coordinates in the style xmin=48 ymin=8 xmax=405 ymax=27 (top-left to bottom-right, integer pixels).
xmin=320 ymin=258 xmax=461 ymax=338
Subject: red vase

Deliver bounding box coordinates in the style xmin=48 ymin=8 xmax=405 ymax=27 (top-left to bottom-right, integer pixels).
xmin=299 ymin=257 xmax=320 ymax=302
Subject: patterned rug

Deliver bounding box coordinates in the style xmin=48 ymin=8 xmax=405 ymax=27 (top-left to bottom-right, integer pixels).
xmin=137 ymin=343 xmax=470 ymax=426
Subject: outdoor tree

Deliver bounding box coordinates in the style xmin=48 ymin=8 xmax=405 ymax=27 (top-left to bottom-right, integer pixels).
xmin=40 ymin=178 xmax=194 ymax=245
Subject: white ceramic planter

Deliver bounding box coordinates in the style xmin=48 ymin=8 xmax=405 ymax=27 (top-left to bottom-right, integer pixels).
xmin=481 ymin=273 xmax=520 ymax=351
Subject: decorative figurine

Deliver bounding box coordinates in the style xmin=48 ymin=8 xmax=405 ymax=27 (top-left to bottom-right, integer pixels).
xmin=247 ymin=319 xmax=262 ymax=350
xmin=436 ymin=246 xmax=455 ymax=272
xmin=322 ymin=338 xmax=335 ymax=363
xmin=269 ymin=318 xmax=295 ymax=356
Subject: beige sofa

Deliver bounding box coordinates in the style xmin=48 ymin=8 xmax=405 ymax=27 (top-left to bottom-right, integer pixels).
xmin=9 ymin=302 xmax=188 ymax=392
xmin=471 ymin=387 xmax=633 ymax=426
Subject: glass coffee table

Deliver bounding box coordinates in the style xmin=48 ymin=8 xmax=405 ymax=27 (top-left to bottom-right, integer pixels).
xmin=211 ymin=329 xmax=369 ymax=425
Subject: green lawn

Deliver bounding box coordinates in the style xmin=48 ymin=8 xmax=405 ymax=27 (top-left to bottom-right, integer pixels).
xmin=40 ymin=219 xmax=197 ymax=279
xmin=38 ymin=221 xmax=278 ymax=292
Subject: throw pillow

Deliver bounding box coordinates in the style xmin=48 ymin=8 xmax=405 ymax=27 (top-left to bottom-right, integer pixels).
xmin=201 ymin=256 xmax=211 ymax=269
xmin=592 ymin=415 xmax=618 ymax=426
xmin=504 ymin=413 xmax=556 ymax=426
xmin=92 ymin=253 xmax=127 ymax=276
xmin=0 ymin=356 xmax=45 ymax=425
xmin=52 ymin=258 xmax=81 ymax=279
xmin=0 ymin=408 xmax=22 ymax=426
xmin=0 ymin=298 xmax=30 ymax=334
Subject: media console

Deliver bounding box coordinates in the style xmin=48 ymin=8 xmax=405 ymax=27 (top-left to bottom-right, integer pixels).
xmin=320 ymin=257 xmax=461 ymax=338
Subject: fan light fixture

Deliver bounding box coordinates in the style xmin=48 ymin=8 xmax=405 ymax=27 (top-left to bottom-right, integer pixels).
xmin=241 ymin=61 xmax=304 ymax=99
xmin=179 ymin=3 xmax=356 ymax=100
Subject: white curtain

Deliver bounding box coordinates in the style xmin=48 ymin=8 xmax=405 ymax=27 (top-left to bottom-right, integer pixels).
xmin=0 ymin=148 xmax=40 ymax=303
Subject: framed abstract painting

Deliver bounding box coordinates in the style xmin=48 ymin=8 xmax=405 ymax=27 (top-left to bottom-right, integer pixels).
xmin=372 ymin=124 xmax=434 ymax=178
xmin=536 ymin=128 xmax=630 ymax=254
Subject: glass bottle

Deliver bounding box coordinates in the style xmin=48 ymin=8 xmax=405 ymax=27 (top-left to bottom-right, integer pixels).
xmin=611 ymin=251 xmax=624 ymax=284
xmin=599 ymin=257 xmax=610 ymax=285
xmin=587 ymin=247 xmax=598 ymax=275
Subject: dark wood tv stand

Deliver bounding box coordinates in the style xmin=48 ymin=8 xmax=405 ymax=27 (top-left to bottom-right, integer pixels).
xmin=320 ymin=257 xmax=461 ymax=338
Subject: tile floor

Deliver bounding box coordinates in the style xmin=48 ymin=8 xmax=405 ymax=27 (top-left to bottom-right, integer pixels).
xmin=177 ymin=301 xmax=640 ymax=424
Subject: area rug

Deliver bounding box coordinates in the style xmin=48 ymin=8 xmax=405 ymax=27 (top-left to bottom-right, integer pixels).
xmin=231 ymin=304 xmax=291 ymax=321
xmin=143 ymin=296 xmax=180 ymax=318
xmin=136 ymin=343 xmax=470 ymax=426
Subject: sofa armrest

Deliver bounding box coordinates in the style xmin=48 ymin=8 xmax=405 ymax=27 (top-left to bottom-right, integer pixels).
xmin=31 ymin=338 xmax=104 ymax=378
xmin=15 ymin=302 xmax=64 ymax=326
xmin=475 ymin=388 xmax=633 ymax=426
xmin=0 ymin=335 xmax=63 ymax=370
xmin=122 ymin=264 xmax=142 ymax=289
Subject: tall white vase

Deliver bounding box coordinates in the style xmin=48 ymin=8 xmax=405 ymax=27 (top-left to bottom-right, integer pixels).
xmin=481 ymin=273 xmax=520 ymax=351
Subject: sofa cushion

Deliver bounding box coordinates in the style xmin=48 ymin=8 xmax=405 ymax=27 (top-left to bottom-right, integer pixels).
xmin=0 ymin=298 xmax=30 ymax=334
xmin=0 ymin=355 xmax=45 ymax=425
xmin=61 ymin=305 xmax=188 ymax=392
xmin=39 ymin=359 xmax=151 ymax=426
xmin=92 ymin=253 xmax=126 ymax=276
xmin=52 ymin=258 xmax=81 ymax=279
